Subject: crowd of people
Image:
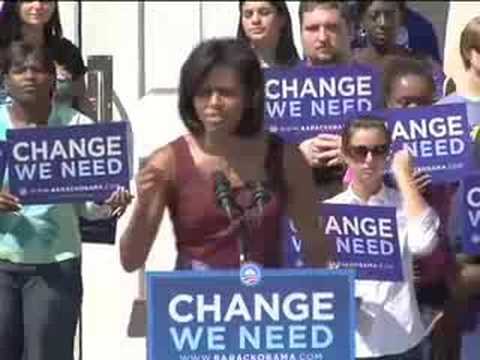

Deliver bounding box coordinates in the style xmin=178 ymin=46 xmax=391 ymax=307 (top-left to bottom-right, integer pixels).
xmin=0 ymin=1 xmax=479 ymax=360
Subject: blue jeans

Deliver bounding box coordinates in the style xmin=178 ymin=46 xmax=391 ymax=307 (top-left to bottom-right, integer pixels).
xmin=0 ymin=257 xmax=82 ymax=360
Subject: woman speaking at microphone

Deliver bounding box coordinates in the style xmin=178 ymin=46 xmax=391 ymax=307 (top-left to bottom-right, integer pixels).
xmin=0 ymin=42 xmax=131 ymax=360
xmin=120 ymin=38 xmax=327 ymax=270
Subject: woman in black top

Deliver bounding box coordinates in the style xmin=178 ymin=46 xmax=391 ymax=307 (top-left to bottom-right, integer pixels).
xmin=0 ymin=0 xmax=94 ymax=117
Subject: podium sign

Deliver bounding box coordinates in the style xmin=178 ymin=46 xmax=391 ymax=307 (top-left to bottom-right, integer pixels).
xmin=147 ymin=268 xmax=355 ymax=360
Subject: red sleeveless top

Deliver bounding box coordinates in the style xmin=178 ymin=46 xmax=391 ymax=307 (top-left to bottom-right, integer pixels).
xmin=166 ymin=135 xmax=286 ymax=269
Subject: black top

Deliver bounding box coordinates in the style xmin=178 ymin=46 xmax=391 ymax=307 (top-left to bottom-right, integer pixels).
xmin=48 ymin=37 xmax=88 ymax=81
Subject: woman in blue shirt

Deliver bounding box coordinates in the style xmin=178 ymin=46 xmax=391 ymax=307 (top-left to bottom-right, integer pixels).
xmin=0 ymin=41 xmax=131 ymax=360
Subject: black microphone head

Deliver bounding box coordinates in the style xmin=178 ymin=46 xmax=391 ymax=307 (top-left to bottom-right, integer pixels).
xmin=213 ymin=170 xmax=234 ymax=209
xmin=213 ymin=171 xmax=230 ymax=194
xmin=252 ymin=181 xmax=271 ymax=204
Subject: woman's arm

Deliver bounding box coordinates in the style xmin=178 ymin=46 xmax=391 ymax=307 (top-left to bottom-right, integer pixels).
xmin=392 ymin=149 xmax=439 ymax=255
xmin=392 ymin=149 xmax=430 ymax=218
xmin=283 ymin=144 xmax=329 ymax=267
xmin=72 ymin=76 xmax=96 ymax=120
xmin=119 ymin=147 xmax=173 ymax=272
xmin=459 ymin=263 xmax=480 ymax=297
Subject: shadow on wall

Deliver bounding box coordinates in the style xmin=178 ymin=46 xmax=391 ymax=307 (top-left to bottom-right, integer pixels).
xmin=127 ymin=298 xmax=147 ymax=338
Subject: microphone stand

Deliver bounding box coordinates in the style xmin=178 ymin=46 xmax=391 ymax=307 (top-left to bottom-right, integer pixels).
xmin=224 ymin=202 xmax=251 ymax=265
xmin=237 ymin=213 xmax=251 ymax=265
xmin=239 ymin=181 xmax=270 ymax=265
xmin=214 ymin=172 xmax=271 ymax=266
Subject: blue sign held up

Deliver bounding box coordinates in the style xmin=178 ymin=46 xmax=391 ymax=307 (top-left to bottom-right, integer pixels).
xmin=7 ymin=121 xmax=133 ymax=204
xmin=263 ymin=63 xmax=382 ymax=144
xmin=321 ymin=204 xmax=403 ymax=282
xmin=281 ymin=215 xmax=305 ymax=268
xmin=147 ymin=269 xmax=355 ymax=360
xmin=372 ymin=103 xmax=473 ymax=183
xmin=463 ymin=175 xmax=480 ymax=255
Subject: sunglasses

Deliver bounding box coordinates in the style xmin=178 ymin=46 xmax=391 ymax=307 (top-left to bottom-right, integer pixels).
xmin=347 ymin=144 xmax=389 ymax=160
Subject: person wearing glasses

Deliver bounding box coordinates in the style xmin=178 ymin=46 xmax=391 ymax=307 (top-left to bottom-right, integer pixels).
xmin=326 ymin=116 xmax=440 ymax=359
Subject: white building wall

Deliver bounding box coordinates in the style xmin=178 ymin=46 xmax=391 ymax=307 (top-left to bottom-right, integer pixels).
xmin=443 ymin=2 xmax=480 ymax=90
xmin=57 ymin=2 xmax=147 ymax=359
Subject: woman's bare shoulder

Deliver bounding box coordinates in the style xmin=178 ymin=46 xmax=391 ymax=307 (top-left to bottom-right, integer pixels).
xmin=141 ymin=136 xmax=185 ymax=180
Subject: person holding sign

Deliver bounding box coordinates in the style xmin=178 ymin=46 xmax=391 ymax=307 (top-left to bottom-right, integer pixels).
xmin=236 ymin=1 xmax=299 ymax=68
xmin=296 ymin=1 xmax=353 ymax=201
xmin=327 ymin=116 xmax=440 ymax=359
xmin=0 ymin=42 xmax=131 ymax=360
xmin=382 ymin=56 xmax=461 ymax=360
xmin=437 ymin=16 xmax=480 ymax=360
xmin=120 ymin=38 xmax=328 ymax=271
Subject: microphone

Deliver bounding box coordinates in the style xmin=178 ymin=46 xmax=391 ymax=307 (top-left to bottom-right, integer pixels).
xmin=213 ymin=171 xmax=235 ymax=220
xmin=251 ymin=181 xmax=271 ymax=215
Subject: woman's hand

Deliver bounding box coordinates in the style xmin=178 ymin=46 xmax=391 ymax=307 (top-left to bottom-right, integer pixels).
xmin=104 ymin=186 xmax=134 ymax=218
xmin=391 ymin=149 xmax=433 ymax=220
xmin=412 ymin=170 xmax=432 ymax=194
xmin=391 ymin=149 xmax=415 ymax=182
xmin=0 ymin=191 xmax=21 ymax=213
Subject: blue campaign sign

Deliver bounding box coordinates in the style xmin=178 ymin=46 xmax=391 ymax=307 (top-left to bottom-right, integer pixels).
xmin=463 ymin=175 xmax=480 ymax=255
xmin=147 ymin=268 xmax=355 ymax=360
xmin=281 ymin=215 xmax=305 ymax=268
xmin=264 ymin=63 xmax=382 ymax=144
xmin=321 ymin=203 xmax=403 ymax=282
xmin=378 ymin=103 xmax=473 ymax=183
xmin=0 ymin=141 xmax=7 ymax=185
xmin=7 ymin=121 xmax=133 ymax=204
